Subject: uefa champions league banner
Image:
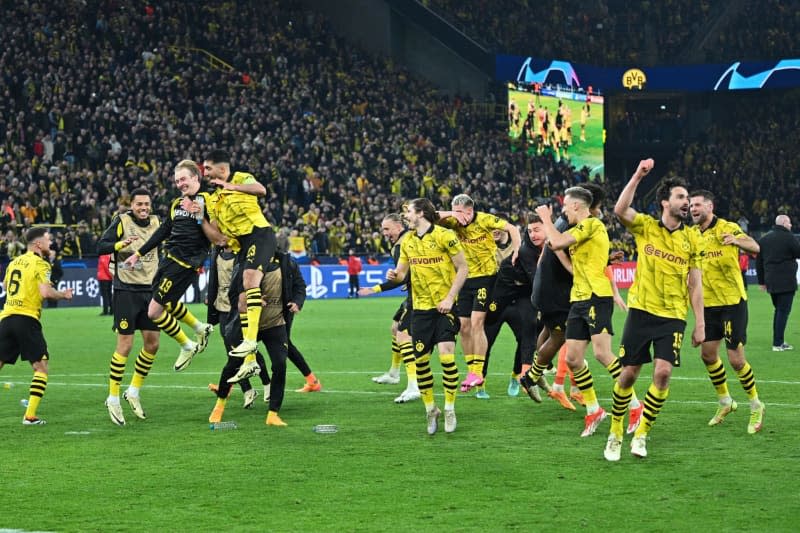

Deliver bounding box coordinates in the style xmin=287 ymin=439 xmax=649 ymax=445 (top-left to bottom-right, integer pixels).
xmin=299 ymin=264 xmax=400 ymax=299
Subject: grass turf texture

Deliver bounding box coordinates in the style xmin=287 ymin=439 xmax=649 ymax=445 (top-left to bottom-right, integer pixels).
xmin=1 ymin=290 xmax=798 ymax=531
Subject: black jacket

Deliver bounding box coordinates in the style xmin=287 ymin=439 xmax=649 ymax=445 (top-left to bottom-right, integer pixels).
xmin=206 ymin=249 xmax=307 ymax=326
xmin=756 ymin=225 xmax=800 ymax=294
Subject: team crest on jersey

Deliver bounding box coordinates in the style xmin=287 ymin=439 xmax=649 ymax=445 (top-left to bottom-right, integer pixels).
xmin=619 ymin=346 xmax=625 ymax=357
xmin=415 ymin=341 xmax=425 ymax=353
xmin=489 ymin=301 xmax=497 ymax=312
xmin=120 ymin=319 xmax=129 ymax=330
xmin=247 ymin=245 xmax=256 ymax=261
xmin=682 ymin=239 xmax=690 ymax=252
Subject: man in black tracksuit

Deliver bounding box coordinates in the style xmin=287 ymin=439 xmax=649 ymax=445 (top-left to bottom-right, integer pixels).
xmin=756 ymin=214 xmax=800 ymax=350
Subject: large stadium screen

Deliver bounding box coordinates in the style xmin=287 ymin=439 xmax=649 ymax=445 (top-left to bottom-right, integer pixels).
xmin=507 ymin=83 xmax=605 ymax=179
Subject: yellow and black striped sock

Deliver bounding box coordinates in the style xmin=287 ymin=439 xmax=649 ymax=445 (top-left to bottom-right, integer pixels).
xmin=705 ymin=358 xmax=730 ymax=399
xmin=634 ymin=383 xmax=669 ymax=438
xmin=610 ymin=382 xmax=634 ymax=438
xmin=153 ymin=310 xmax=190 ymax=345
xmin=440 ymin=353 xmax=459 ymax=409
xmin=131 ymin=349 xmax=156 ymax=388
xmin=736 ymin=362 xmax=758 ymax=401
xmin=109 ymin=351 xmax=127 ymax=397
xmin=607 ymin=358 xmax=639 ymax=406
xmin=25 ymin=371 xmax=48 ymax=419
xmin=244 ymin=287 xmax=262 ymax=342
xmin=171 ymin=301 xmax=200 ymax=329
xmin=605 ymin=358 xmax=622 ymax=380
xmin=399 ymin=341 xmax=416 ymax=380
xmin=472 ymin=353 xmax=486 ymax=376
xmin=390 ymin=336 xmax=402 ymax=371
xmin=416 ymin=352 xmax=434 ymax=409
xmin=464 ymin=354 xmax=475 ymax=375
xmin=527 ymin=356 xmax=548 ymax=381
xmin=572 ymin=363 xmax=598 ymax=410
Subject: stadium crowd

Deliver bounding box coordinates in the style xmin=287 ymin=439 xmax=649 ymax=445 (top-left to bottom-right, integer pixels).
xmin=0 ymin=0 xmax=797 ymax=268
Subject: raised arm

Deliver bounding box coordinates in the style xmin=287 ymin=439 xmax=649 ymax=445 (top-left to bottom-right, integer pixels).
xmin=615 ymin=158 xmax=654 ymax=226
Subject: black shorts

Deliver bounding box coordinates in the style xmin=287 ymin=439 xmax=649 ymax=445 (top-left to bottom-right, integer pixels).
xmin=114 ymin=290 xmax=158 ymax=335
xmin=152 ymin=257 xmax=198 ymax=307
xmin=566 ymin=295 xmax=614 ymax=341
xmin=540 ymin=310 xmax=569 ymax=334
xmin=393 ymin=298 xmax=412 ymax=333
xmin=411 ymin=309 xmax=459 ymax=356
xmin=704 ymin=299 xmax=748 ymax=349
xmin=0 ymin=315 xmax=49 ymax=364
xmin=619 ymin=308 xmax=687 ymax=368
xmin=237 ymin=226 xmax=277 ymax=274
xmin=455 ymin=275 xmax=496 ymax=317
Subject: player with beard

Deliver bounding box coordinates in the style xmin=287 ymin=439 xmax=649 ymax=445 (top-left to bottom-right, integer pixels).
xmin=689 ymin=190 xmax=764 ymax=434
xmin=604 ymin=159 xmax=705 ymax=461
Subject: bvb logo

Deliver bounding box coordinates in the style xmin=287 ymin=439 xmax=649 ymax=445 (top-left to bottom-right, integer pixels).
xmin=119 ymin=319 xmax=129 ymax=330
xmin=622 ymin=68 xmax=647 ymax=90
xmin=619 ymin=346 xmax=625 ymax=357
xmin=415 ymin=341 xmax=425 ymax=353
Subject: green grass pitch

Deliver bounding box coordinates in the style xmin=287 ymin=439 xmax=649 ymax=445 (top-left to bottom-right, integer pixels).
xmin=1 ymin=289 xmax=798 ymax=531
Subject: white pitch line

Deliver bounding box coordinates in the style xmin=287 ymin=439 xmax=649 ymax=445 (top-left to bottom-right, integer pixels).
xmin=2 ymin=380 xmax=799 ymax=408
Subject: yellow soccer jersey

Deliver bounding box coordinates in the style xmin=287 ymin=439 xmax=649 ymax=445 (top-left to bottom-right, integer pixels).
xmin=441 ymin=211 xmax=507 ymax=278
xmin=695 ymin=217 xmax=747 ymax=306
xmin=625 ymin=213 xmax=704 ymax=320
xmin=0 ymin=251 xmax=51 ymax=321
xmin=399 ymin=225 xmax=463 ymax=311
xmin=566 ymin=216 xmax=613 ymax=301
xmin=209 ymin=171 xmax=269 ymax=238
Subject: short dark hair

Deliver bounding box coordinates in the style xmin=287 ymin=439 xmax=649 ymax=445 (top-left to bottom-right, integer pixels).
xmin=205 ymin=149 xmax=231 ymax=164
xmin=564 ymin=186 xmax=593 ymax=207
xmin=130 ymin=187 xmax=151 ymax=199
xmin=656 ymin=177 xmax=688 ymax=205
xmin=582 ymin=182 xmax=606 ymax=210
xmin=527 ymin=213 xmax=543 ymax=224
xmin=25 ymin=227 xmax=48 ymax=244
xmin=689 ymin=189 xmax=714 ymax=202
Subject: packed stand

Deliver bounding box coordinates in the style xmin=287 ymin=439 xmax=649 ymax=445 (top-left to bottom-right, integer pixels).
xmin=712 ymin=0 xmax=800 ymax=62
xmin=0 ymin=0 xmax=620 ymax=265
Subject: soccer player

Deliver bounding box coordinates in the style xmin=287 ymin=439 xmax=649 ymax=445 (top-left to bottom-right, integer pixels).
xmin=202 ymin=150 xmax=276 ymax=382
xmin=604 ymin=159 xmax=705 ymax=461
xmin=359 ymin=213 xmax=419 ymax=404
xmin=0 ymin=227 xmax=73 ymax=425
xmin=437 ymin=194 xmax=520 ymax=393
xmin=392 ymin=198 xmax=468 ymax=434
xmin=522 ymin=183 xmax=641 ymax=426
xmin=124 ymin=160 xmax=217 ymax=371
xmin=689 ymin=190 xmax=765 ymax=433
xmin=534 ymin=187 xmax=618 ymax=437
xmin=98 ymin=188 xmax=162 ymax=426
